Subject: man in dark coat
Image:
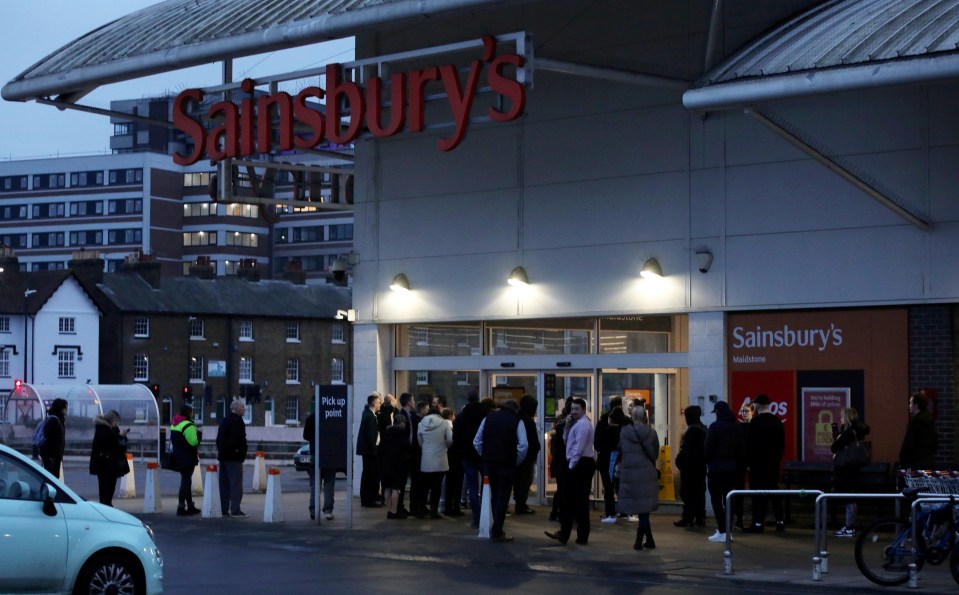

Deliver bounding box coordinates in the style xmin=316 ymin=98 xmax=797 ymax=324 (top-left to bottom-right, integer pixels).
xmin=217 ymin=399 xmax=248 ymax=517
xmin=674 ymin=405 xmax=707 ymax=527
xmin=39 ymin=398 xmax=68 ymax=477
xmin=898 ymin=392 xmax=938 ymax=470
xmin=512 ymin=394 xmax=541 ymax=514
xmin=474 ymin=399 xmax=528 ymax=542
xmin=593 ymin=395 xmax=623 ymax=521
xmin=453 ymin=391 xmax=488 ymax=528
xmin=745 ymin=393 xmax=785 ymax=533
xmin=358 ymin=392 xmax=383 ymax=507
xmin=704 ymin=400 xmax=744 ymax=542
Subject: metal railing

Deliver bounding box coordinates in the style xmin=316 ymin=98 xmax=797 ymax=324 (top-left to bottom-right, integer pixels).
xmin=907 ymin=496 xmax=958 ymax=588
xmin=812 ymin=491 xmax=905 ymax=580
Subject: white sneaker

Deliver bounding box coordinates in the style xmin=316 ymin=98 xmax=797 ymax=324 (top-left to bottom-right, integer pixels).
xmin=834 ymin=527 xmax=855 ymax=538
xmin=707 ymin=530 xmax=729 ymax=543
xmin=628 ymin=515 xmax=640 ymax=522
xmin=600 ymin=515 xmax=617 ymax=524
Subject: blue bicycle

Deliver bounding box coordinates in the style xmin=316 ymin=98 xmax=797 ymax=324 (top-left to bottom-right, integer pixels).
xmin=854 ymin=474 xmax=959 ymax=586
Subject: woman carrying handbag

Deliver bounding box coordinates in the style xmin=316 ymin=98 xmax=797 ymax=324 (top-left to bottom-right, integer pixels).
xmin=830 ymin=407 xmax=870 ymax=538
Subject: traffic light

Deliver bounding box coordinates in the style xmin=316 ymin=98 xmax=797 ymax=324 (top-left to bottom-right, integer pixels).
xmin=183 ymin=385 xmax=193 ymax=400
xmin=150 ymin=383 xmax=160 ymax=399
xmin=13 ymin=379 xmax=22 ymax=392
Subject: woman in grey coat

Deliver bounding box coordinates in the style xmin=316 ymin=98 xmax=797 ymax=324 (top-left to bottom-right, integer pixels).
xmin=618 ymin=406 xmax=660 ymax=550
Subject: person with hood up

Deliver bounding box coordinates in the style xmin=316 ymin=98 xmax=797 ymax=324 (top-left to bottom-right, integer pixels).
xmin=704 ymin=400 xmax=744 ymax=543
xmin=452 ymin=391 xmax=489 ymax=528
xmin=89 ymin=409 xmax=129 ymax=506
xmin=417 ymin=406 xmax=453 ymax=518
xmin=39 ymin=398 xmax=68 ymax=477
xmin=673 ymin=405 xmax=707 ymax=528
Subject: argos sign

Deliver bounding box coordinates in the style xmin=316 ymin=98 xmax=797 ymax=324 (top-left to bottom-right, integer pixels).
xmin=172 ymin=36 xmax=525 ymax=166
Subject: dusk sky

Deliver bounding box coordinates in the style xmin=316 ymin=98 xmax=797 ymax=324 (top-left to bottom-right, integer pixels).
xmin=1 ymin=1 xmax=354 ymax=161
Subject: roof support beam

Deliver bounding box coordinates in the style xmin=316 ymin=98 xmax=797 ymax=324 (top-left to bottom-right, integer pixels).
xmin=745 ymin=107 xmax=930 ymax=231
xmin=703 ymin=0 xmax=724 ymax=72
xmin=36 ymin=98 xmax=176 ymax=129
xmin=535 ymin=58 xmax=689 ymax=90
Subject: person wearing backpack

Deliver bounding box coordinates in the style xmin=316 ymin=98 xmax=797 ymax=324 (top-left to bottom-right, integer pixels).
xmin=39 ymin=398 xmax=68 ymax=477
xmin=170 ymin=404 xmax=201 ymax=516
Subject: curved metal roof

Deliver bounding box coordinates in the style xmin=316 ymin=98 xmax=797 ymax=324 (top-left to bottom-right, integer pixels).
xmin=2 ymin=0 xmax=511 ymax=102
xmin=685 ymin=0 xmax=959 ymax=110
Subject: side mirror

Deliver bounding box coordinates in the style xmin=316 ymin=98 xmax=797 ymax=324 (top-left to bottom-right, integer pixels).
xmin=42 ymin=483 xmax=58 ymax=517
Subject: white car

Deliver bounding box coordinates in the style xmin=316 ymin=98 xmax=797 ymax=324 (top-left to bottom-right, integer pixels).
xmin=0 ymin=444 xmax=163 ymax=594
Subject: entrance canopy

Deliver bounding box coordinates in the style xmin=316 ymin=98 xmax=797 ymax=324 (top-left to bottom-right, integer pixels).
xmin=2 ymin=384 xmax=161 ymax=459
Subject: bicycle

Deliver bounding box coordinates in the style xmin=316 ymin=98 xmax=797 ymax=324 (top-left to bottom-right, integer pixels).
xmin=853 ymin=471 xmax=959 ymax=586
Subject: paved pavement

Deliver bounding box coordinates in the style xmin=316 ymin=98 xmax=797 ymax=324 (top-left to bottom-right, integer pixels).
xmin=59 ymin=460 xmax=956 ymax=592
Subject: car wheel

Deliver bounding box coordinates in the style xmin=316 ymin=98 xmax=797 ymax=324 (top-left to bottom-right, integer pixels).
xmin=73 ymin=551 xmax=145 ymax=595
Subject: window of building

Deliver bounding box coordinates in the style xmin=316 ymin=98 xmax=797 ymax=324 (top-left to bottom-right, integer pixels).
xmin=134 ymin=316 xmax=149 ymax=338
xmin=225 ymin=231 xmax=259 ymax=247
xmin=329 ymin=224 xmax=353 ymax=241
xmin=0 ymin=205 xmax=28 ymax=220
xmin=108 ymin=198 xmax=142 ymax=214
xmin=69 ymin=171 xmax=104 ymax=187
xmin=108 ymin=228 xmax=142 ymax=245
xmin=0 ymin=348 xmax=9 ymax=377
xmin=189 ymin=318 xmax=204 ymax=339
xmin=239 ymin=357 xmax=253 ymax=383
xmin=286 ymin=322 xmax=300 ymax=342
xmin=184 ymin=203 xmax=215 ymax=217
xmin=331 ymin=358 xmax=344 ymax=384
xmin=134 ymin=354 xmax=149 ymax=381
xmin=285 ymin=396 xmax=299 ymax=423
xmin=33 ymin=261 xmax=65 ymax=271
xmin=416 ymin=371 xmax=429 ymax=385
xmin=58 ymin=349 xmax=76 ymax=379
xmin=223 ymin=203 xmax=258 ymax=218
xmin=114 ymin=123 xmax=132 ymax=136
xmin=0 ymin=234 xmax=26 ymax=249
xmin=183 ymin=231 xmax=216 ymax=246
xmin=32 ymin=232 xmax=65 ymax=248
xmin=332 ymin=323 xmax=345 ymax=344
xmin=275 ymin=228 xmax=289 ymax=244
xmin=189 ymin=356 xmax=204 ymax=382
xmin=33 ymin=173 xmax=66 ymax=190
xmin=70 ymin=200 xmax=104 ymax=216
xmin=183 ymin=172 xmax=211 ymax=187
xmin=0 ymin=317 xmax=9 ymax=333
xmin=0 ymin=175 xmax=28 ymax=192
xmin=108 ymin=168 xmax=143 ymax=185
xmin=239 ymin=320 xmax=253 ymax=341
xmin=286 ymin=358 xmax=300 ymax=383
xmin=291 ymin=226 xmax=322 ymax=243
xmin=59 ymin=317 xmax=76 ymax=334
xmin=32 ymin=203 xmax=65 ymax=218
xmin=396 ymin=323 xmax=482 ymax=357
xmin=69 ymin=230 xmax=102 ymax=246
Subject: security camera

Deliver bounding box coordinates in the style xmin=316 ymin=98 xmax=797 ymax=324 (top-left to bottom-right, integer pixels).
xmin=695 ymin=249 xmax=713 ymax=274
xmin=329 ymin=256 xmax=350 ymax=285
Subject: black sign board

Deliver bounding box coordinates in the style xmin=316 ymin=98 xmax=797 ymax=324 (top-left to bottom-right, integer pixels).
xmin=317 ymin=384 xmax=348 ymax=469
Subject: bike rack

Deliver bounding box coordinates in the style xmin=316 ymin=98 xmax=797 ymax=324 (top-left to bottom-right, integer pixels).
xmin=908 ymin=496 xmax=956 ymax=589
xmin=812 ymin=492 xmax=906 ymax=580
xmin=723 ymin=489 xmax=823 ymax=576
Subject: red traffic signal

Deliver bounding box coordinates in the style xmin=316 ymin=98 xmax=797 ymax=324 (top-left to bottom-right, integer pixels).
xmin=13 ymin=379 xmax=22 ymax=392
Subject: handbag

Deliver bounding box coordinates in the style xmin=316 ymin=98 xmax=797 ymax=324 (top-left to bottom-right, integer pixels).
xmin=834 ymin=437 xmax=870 ymax=470
xmin=635 ymin=427 xmax=661 ymax=479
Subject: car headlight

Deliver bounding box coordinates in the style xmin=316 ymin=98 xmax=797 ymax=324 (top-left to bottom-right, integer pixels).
xmin=143 ymin=523 xmax=164 ymax=567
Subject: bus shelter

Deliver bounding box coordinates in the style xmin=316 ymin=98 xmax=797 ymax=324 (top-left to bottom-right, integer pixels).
xmin=1 ymin=384 xmax=160 ymax=460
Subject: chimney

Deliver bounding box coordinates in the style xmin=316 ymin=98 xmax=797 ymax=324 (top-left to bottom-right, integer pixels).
xmin=0 ymin=244 xmax=20 ymax=285
xmin=68 ymin=249 xmax=105 ymax=284
xmin=189 ymin=255 xmax=215 ymax=280
xmin=119 ymin=251 xmax=162 ymax=289
xmin=282 ymin=260 xmax=306 ymax=285
xmin=236 ymin=258 xmax=260 ymax=282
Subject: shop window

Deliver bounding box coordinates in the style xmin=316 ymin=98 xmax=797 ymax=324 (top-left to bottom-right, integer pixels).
xmin=396 ymin=323 xmax=481 ymax=357
xmin=487 ymin=318 xmax=593 ymax=356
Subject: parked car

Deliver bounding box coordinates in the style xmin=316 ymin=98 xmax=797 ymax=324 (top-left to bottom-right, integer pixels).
xmin=0 ymin=444 xmax=163 ymax=594
xmin=293 ymin=443 xmax=311 ymax=472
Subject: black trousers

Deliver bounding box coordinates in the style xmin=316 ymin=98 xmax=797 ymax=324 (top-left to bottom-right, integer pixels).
xmin=560 ymin=458 xmax=596 ymax=543
xmin=97 ymin=472 xmax=117 ymax=506
xmin=513 ymin=456 xmax=535 ymax=510
xmin=680 ymin=468 xmax=707 ymax=522
xmin=708 ymin=470 xmax=736 ymax=533
xmin=423 ymin=471 xmax=446 ymax=515
xmin=486 ymin=461 xmax=516 ymax=538
xmin=750 ymin=465 xmax=783 ymax=524
xmin=360 ymin=453 xmax=381 ymax=505
xmin=595 ymin=452 xmax=615 ymax=516
xmin=445 ymin=454 xmax=464 ymax=514
xmin=178 ymin=469 xmax=195 ymax=509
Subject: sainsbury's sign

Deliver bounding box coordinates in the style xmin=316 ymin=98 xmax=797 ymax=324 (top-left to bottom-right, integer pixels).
xmin=172 ymin=35 xmax=526 ymax=166
xmin=731 ymin=323 xmax=844 ymax=352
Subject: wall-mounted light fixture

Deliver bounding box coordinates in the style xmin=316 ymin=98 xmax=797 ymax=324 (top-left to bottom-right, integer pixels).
xmin=640 ymin=257 xmax=663 ymax=279
xmin=390 ymin=273 xmax=411 ymax=292
xmin=695 ymin=248 xmax=713 ymax=274
xmin=507 ymin=266 xmax=529 ymax=287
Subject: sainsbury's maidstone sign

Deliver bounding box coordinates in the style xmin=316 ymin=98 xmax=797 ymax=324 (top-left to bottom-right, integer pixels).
xmin=172 ymin=36 xmax=526 ymax=166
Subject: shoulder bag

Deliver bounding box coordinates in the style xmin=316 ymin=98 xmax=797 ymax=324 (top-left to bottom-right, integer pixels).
xmin=833 ymin=435 xmax=870 ymax=470
xmin=635 ymin=426 xmax=661 ymax=479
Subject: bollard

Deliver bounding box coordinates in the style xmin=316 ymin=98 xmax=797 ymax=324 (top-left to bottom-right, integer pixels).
xmin=251 ymin=451 xmax=267 ymax=493
xmin=201 ymin=464 xmax=221 ymax=518
xmin=812 ymin=556 xmax=821 ymax=581
xmin=144 ymin=462 xmax=162 ymax=513
xmin=820 ymin=550 xmax=829 ymax=574
xmin=191 ymin=464 xmax=203 ymax=497
xmin=263 ymin=467 xmax=284 ymax=523
xmin=478 ymin=476 xmax=491 ymax=539
xmin=908 ymin=561 xmax=918 ymax=588
xmin=723 ymin=549 xmax=733 ymax=575
xmin=120 ymin=453 xmax=136 ymax=498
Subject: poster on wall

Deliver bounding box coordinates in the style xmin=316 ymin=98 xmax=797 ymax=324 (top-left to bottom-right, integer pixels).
xmin=801 ymin=387 xmax=850 ymax=462
xmin=491 ymin=387 xmax=524 ymax=407
xmin=730 ymin=371 xmax=797 ymax=464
